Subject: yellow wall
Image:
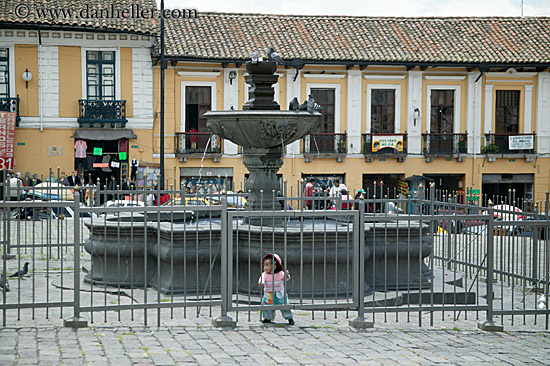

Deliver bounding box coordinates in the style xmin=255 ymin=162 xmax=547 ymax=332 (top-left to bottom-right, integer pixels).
xmin=58 ymin=46 xmax=81 ymax=117
xmin=14 ymin=44 xmax=39 ymax=117
xmin=120 ymin=47 xmax=133 ymax=118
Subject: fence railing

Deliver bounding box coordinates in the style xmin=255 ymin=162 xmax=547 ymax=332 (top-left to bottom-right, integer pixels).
xmin=422 ymin=133 xmax=467 ymax=156
xmin=303 ymin=133 xmax=347 ymax=154
xmin=0 ymin=96 xmax=20 ymax=126
xmin=483 ymin=133 xmax=536 ymax=155
xmin=77 ymin=99 xmax=128 ymax=128
xmin=175 ymin=132 xmax=222 ymax=156
xmin=1 ymin=182 xmax=549 ymax=330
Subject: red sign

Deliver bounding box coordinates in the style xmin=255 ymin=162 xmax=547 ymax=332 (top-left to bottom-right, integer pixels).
xmin=0 ymin=112 xmax=16 ymax=171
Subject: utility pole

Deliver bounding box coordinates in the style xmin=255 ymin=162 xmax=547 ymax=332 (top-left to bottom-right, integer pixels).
xmin=159 ymin=0 xmax=166 ymax=189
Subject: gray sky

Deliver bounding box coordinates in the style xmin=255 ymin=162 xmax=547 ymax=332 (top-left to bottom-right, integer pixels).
xmin=161 ymin=0 xmax=550 ymax=16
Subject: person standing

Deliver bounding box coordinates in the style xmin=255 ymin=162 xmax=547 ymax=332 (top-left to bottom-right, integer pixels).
xmin=329 ymin=179 xmax=348 ymax=197
xmin=130 ymin=158 xmax=139 ymax=182
xmin=303 ymin=178 xmax=315 ymax=210
xmin=8 ymin=173 xmax=23 ymax=201
xmin=258 ymin=253 xmax=294 ymax=325
xmin=67 ymin=171 xmax=81 ymax=187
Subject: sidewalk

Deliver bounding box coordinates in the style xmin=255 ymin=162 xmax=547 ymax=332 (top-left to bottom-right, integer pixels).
xmin=1 ymin=310 xmax=549 ymax=365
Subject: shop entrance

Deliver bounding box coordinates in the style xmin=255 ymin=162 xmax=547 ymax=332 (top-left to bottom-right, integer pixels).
xmin=482 ymin=174 xmax=533 ymax=209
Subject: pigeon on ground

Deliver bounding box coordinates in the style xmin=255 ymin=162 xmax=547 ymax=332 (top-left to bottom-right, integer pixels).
xmin=251 ymin=50 xmax=259 ymax=64
xmin=9 ymin=262 xmax=29 ymax=278
xmin=267 ymin=47 xmax=284 ymax=65
xmin=289 ymin=97 xmax=300 ymax=111
xmin=538 ymin=294 xmax=547 ymax=310
xmin=0 ymin=274 xmax=9 ymax=292
xmin=307 ymin=94 xmax=323 ymax=113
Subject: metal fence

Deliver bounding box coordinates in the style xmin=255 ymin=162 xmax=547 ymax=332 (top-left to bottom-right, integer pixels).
xmin=1 ymin=181 xmax=549 ymax=330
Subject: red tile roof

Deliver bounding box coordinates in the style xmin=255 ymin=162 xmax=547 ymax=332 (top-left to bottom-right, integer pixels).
xmin=165 ymin=13 xmax=550 ymax=65
xmin=0 ymin=0 xmax=158 ymax=35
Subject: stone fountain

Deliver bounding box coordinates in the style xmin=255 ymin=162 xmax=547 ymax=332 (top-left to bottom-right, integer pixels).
xmin=205 ymin=61 xmax=320 ymax=219
xmin=83 ymin=59 xmax=432 ymax=300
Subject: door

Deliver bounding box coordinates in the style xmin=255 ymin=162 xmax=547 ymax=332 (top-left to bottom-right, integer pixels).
xmin=430 ymin=90 xmax=454 ymax=154
xmin=310 ymin=88 xmax=335 ymax=152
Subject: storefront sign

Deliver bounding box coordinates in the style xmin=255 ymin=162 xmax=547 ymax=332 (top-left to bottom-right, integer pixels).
xmin=509 ymin=135 xmax=533 ymax=150
xmin=372 ymin=135 xmax=404 ymax=152
xmin=93 ymin=147 xmax=103 ymax=155
xmin=0 ymin=112 xmax=16 ymax=171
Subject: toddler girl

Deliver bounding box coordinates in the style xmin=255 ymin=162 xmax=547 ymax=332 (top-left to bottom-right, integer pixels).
xmin=258 ymin=253 xmax=295 ymax=325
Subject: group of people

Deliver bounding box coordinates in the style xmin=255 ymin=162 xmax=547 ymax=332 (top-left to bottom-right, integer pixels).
xmin=303 ymin=178 xmax=361 ymax=210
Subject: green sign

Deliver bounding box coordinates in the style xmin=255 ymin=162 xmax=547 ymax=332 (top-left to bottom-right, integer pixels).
xmin=131 ymin=145 xmax=139 ymax=148
xmin=379 ymin=158 xmax=386 ymax=162
xmin=509 ymin=159 xmax=516 ymax=162
xmin=119 ymin=152 xmax=127 ymax=160
xmin=468 ymin=188 xmax=480 ymax=194
xmin=93 ymin=147 xmax=103 ymax=156
xmin=445 ymin=158 xmax=452 ymax=161
xmin=17 ymin=142 xmax=25 ymax=146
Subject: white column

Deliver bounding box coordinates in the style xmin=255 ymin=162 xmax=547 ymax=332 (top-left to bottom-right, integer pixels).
xmin=346 ymin=69 xmax=362 ymax=154
xmin=536 ymin=73 xmax=550 ymax=154
xmin=41 ymin=45 xmax=59 ymax=118
xmin=484 ymin=84 xmax=494 ymax=135
xmin=467 ymin=72 xmax=483 ymax=154
xmin=223 ymin=68 xmax=238 ymax=155
xmin=407 ymin=71 xmax=423 ymax=154
xmin=524 ymin=84 xmax=533 ymax=134
xmin=286 ymin=69 xmax=301 ymax=156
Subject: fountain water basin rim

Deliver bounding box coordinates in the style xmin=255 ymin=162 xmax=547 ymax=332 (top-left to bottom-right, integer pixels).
xmin=205 ymin=110 xmax=321 ymax=148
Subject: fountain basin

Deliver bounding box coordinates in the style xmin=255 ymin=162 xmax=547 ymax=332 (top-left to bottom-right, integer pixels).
xmin=205 ymin=110 xmax=320 ymax=149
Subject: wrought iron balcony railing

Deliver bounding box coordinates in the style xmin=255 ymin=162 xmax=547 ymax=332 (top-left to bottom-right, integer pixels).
xmin=303 ymin=133 xmax=347 ymax=155
xmin=483 ymin=133 xmax=536 ymax=155
xmin=362 ymin=133 xmax=407 ymax=160
xmin=176 ymin=132 xmax=222 ymax=157
xmin=0 ymin=96 xmax=20 ymax=126
xmin=77 ymin=99 xmax=128 ymax=128
xmin=422 ymin=133 xmax=467 ymax=156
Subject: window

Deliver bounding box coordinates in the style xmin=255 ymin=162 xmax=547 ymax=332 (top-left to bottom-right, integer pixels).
xmin=0 ymin=48 xmax=9 ymax=98
xmin=86 ymin=51 xmax=115 ymax=100
xmin=495 ymin=90 xmax=520 ymax=134
xmin=371 ymin=89 xmax=395 ymax=133
xmin=185 ymin=86 xmax=211 ymax=132
xmin=430 ymin=90 xmax=454 ymax=133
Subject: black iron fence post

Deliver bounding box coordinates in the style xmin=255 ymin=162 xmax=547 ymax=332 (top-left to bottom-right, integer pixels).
xmin=64 ymin=191 xmax=87 ymax=328
xmin=212 ymin=193 xmax=236 ymax=327
xmin=350 ymin=199 xmax=373 ymax=329
xmin=478 ymin=206 xmax=504 ymax=331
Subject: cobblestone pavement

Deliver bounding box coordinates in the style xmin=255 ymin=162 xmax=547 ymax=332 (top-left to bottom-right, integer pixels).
xmin=0 ymin=321 xmax=549 ymax=365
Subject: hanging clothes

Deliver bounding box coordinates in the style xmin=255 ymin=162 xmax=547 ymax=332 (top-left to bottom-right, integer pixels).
xmin=118 ymin=139 xmax=129 ymax=153
xmin=75 ymin=140 xmax=87 ymax=158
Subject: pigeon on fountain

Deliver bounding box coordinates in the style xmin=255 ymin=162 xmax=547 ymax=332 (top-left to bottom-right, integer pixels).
xmin=298 ymin=99 xmax=308 ymax=111
xmin=0 ymin=274 xmax=9 ymax=292
xmin=289 ymin=97 xmax=300 ymax=111
xmin=307 ymin=94 xmax=323 ymax=113
xmin=267 ymin=47 xmax=284 ymax=65
xmin=251 ymin=50 xmax=259 ymax=64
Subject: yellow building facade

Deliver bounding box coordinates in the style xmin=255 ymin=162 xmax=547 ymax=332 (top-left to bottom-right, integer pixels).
xmin=153 ymin=61 xmax=550 ymax=206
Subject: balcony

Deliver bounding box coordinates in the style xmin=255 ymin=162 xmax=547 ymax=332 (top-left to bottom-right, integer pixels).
xmin=362 ymin=133 xmax=407 ymax=162
xmin=176 ymin=131 xmax=222 ymax=162
xmin=0 ymin=96 xmax=20 ymax=126
xmin=302 ymin=133 xmax=347 ymax=162
xmin=483 ymin=133 xmax=536 ymax=161
xmin=77 ymin=99 xmax=128 ymax=128
xmin=422 ymin=133 xmax=467 ymax=161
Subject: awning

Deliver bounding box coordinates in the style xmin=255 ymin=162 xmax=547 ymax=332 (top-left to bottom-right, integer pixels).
xmin=72 ymin=128 xmax=137 ymax=141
